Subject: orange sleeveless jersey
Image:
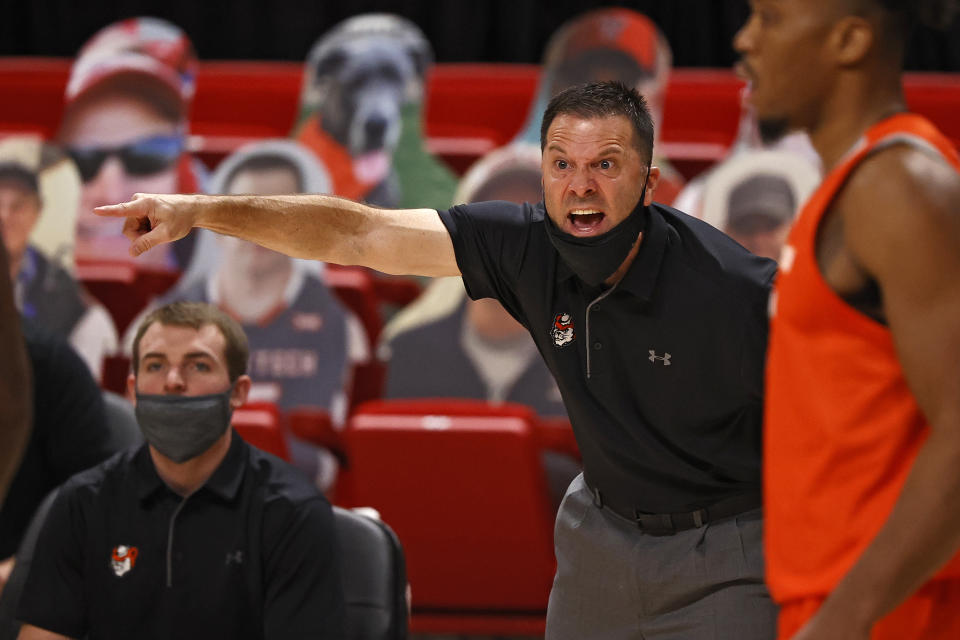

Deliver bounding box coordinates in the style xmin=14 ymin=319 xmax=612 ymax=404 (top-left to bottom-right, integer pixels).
xmin=764 ymin=113 xmax=960 ymax=603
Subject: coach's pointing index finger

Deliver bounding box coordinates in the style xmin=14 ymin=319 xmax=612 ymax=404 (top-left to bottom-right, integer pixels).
xmin=93 ymin=196 xmax=168 ymax=257
xmin=93 ymin=201 xmax=134 ymax=216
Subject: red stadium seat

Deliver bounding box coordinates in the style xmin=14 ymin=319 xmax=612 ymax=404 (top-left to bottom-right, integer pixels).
xmin=287 ymin=407 xmax=339 ymax=452
xmin=76 ymin=259 xmax=180 ymax=335
xmin=324 ymin=265 xmax=382 ymax=344
xmin=231 ymin=402 xmax=289 ymax=461
xmin=341 ymin=399 xmax=556 ymax=636
xmin=371 ymin=275 xmax=422 ymax=309
xmin=535 ymin=416 xmax=580 ymax=461
xmin=322 ymin=265 xmax=389 ymax=408
xmin=100 ymin=354 xmax=131 ymax=394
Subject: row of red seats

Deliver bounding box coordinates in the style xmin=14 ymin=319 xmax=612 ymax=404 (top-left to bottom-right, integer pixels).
xmin=4 ymin=60 xmax=959 ymax=180
xmin=83 ymin=258 xmax=418 ymax=407
xmin=232 ymin=399 xmax=577 ymax=636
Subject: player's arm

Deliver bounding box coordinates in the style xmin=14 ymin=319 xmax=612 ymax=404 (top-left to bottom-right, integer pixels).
xmin=0 ymin=231 xmax=31 ymax=508
xmin=95 ymin=193 xmax=461 ymax=277
xmin=17 ymin=625 xmax=72 ymax=640
xmin=797 ymin=146 xmax=960 ymax=637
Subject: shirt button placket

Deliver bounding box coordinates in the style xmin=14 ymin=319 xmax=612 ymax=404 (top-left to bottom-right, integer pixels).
xmin=585 ymin=285 xmax=616 ymax=378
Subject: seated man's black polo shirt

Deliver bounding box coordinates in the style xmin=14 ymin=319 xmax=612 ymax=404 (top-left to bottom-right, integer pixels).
xmin=438 ymin=201 xmax=776 ymax=513
xmin=17 ymin=433 xmax=345 ymax=639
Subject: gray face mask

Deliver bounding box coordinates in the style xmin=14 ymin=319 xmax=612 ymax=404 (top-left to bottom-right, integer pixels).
xmin=135 ymin=389 xmax=235 ymax=463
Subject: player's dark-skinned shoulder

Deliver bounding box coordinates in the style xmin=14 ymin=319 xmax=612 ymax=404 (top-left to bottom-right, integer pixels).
xmin=838 ymin=144 xmax=960 ymax=284
xmin=836 ymin=143 xmax=960 ymax=427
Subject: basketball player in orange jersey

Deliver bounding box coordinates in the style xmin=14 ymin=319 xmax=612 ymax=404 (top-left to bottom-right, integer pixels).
xmin=735 ymin=1 xmax=960 ymax=638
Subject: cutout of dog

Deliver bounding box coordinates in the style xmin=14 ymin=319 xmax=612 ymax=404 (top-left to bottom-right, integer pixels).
xmin=294 ymin=13 xmax=456 ymax=209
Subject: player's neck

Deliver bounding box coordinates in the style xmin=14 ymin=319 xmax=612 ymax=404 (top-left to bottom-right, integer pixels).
xmin=808 ymin=73 xmax=906 ymax=172
xmin=150 ymin=430 xmax=232 ymax=497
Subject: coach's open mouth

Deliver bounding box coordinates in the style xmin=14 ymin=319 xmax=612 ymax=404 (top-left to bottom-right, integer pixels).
xmin=568 ymin=209 xmax=606 ymax=235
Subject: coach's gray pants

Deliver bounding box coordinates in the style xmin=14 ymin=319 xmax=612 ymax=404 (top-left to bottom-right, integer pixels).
xmin=545 ymin=474 xmax=777 ymax=639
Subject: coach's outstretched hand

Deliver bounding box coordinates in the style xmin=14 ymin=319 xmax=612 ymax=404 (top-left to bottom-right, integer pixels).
xmin=95 ymin=193 xmax=200 ymax=257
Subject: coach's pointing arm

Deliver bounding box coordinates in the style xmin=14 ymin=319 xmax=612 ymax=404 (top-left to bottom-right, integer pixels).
xmin=95 ymin=193 xmax=462 ymax=278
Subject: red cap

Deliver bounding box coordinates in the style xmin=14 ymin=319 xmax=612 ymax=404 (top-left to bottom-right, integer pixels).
xmin=545 ymin=8 xmax=669 ymax=81
xmin=65 ymin=17 xmax=197 ymax=118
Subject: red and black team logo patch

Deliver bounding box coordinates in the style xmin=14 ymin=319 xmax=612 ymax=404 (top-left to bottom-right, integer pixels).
xmin=550 ymin=312 xmax=575 ymax=347
xmin=110 ymin=545 xmax=138 ymax=577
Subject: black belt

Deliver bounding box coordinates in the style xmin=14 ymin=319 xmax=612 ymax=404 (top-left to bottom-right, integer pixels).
xmin=585 ymin=479 xmax=761 ymax=535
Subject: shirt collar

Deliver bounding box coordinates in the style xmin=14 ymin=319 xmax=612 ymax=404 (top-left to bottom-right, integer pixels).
xmin=135 ymin=431 xmax=248 ymax=503
xmin=134 ymin=444 xmax=167 ymax=502
xmin=202 ymin=431 xmax=247 ymax=501
xmin=555 ymin=205 xmax=669 ymax=302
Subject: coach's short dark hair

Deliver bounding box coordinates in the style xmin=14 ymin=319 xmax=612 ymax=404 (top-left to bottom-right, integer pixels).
xmin=540 ymin=81 xmax=655 ymax=163
xmin=132 ymin=301 xmax=249 ymax=382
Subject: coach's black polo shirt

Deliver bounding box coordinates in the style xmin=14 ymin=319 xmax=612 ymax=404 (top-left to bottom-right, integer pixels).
xmin=17 ymin=433 xmax=345 ymax=639
xmin=439 ymin=201 xmax=776 ymax=513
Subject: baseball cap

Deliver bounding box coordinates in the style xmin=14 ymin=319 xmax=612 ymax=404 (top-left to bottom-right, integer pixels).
xmin=0 ymin=137 xmax=66 ymax=195
xmin=455 ymin=143 xmax=543 ymax=205
xmin=65 ymin=17 xmax=197 ymax=119
xmin=698 ymin=149 xmax=821 ymax=233
xmin=544 ymin=8 xmax=671 ymax=86
xmin=726 ymin=174 xmax=796 ymax=233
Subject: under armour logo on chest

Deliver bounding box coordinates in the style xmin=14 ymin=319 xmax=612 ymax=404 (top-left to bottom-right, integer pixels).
xmin=648 ymin=350 xmax=671 ymax=365
xmin=226 ymin=550 xmax=244 ymax=566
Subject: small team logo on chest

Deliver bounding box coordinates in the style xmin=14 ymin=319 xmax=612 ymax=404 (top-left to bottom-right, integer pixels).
xmin=550 ymin=313 xmax=576 ymax=347
xmin=110 ymin=545 xmax=139 ymax=577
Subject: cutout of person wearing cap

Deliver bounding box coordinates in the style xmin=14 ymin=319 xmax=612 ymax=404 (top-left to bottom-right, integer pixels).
xmin=135 ymin=141 xmax=368 ymax=491
xmin=294 ymin=13 xmax=457 ymax=210
xmin=513 ymin=8 xmax=686 ymax=205
xmin=379 ymin=143 xmax=579 ymax=509
xmin=0 ymin=137 xmax=119 ymax=378
xmin=697 ymin=148 xmax=820 ymax=262
xmin=58 ymin=17 xmax=202 ymax=271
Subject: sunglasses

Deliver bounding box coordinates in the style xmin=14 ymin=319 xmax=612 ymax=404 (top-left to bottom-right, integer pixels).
xmin=66 ymin=135 xmax=185 ymax=183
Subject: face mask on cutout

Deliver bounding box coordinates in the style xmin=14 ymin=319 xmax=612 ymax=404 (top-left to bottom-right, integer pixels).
xmin=135 ymin=389 xmax=234 ymax=463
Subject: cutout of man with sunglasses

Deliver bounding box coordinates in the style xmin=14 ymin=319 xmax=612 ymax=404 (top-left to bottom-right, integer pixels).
xmin=58 ymin=17 xmax=202 ymax=271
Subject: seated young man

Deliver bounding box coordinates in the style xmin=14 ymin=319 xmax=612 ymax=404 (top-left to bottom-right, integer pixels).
xmin=15 ymin=301 xmax=345 ymax=640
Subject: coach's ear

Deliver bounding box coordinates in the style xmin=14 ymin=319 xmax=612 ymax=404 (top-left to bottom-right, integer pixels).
xmin=644 ymin=167 xmax=662 ymax=206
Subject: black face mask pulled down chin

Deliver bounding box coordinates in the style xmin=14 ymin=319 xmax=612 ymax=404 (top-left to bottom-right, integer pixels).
xmin=544 ymin=185 xmax=649 ymax=288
